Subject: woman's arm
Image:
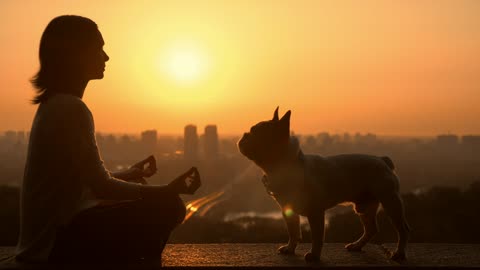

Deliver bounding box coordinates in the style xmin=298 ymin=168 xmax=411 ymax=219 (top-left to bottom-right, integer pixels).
xmin=110 ymin=167 xmax=141 ymax=181
xmin=110 ymin=167 xmax=135 ymax=180
xmin=111 ymin=155 xmax=157 ymax=182
xmin=110 ymin=168 xmax=147 ymax=184
xmin=65 ymin=102 xmax=150 ymax=199
xmin=67 ymin=101 xmax=200 ymax=200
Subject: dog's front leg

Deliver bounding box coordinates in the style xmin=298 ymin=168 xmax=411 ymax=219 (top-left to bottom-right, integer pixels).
xmin=278 ymin=212 xmax=301 ymax=255
xmin=305 ymin=211 xmax=325 ymax=262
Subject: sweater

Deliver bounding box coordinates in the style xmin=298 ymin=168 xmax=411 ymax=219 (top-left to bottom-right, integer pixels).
xmin=16 ymin=94 xmax=143 ymax=262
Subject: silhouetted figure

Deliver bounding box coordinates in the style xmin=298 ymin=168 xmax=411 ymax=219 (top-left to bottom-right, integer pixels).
xmin=15 ymin=15 xmax=201 ymax=265
xmin=238 ymin=108 xmax=410 ymax=262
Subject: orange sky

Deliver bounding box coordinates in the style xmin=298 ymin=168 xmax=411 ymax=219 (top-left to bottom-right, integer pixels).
xmin=1 ymin=1 xmax=479 ymax=136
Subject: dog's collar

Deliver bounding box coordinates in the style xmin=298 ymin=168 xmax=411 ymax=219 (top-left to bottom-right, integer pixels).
xmin=261 ymin=146 xmax=306 ymax=196
xmin=261 ymin=175 xmax=274 ymax=196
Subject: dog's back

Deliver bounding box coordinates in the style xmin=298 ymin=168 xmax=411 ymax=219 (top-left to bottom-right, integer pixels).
xmin=303 ymin=154 xmax=399 ymax=208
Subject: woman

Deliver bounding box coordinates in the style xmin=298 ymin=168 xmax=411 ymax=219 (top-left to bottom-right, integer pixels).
xmin=15 ymin=15 xmax=201 ymax=264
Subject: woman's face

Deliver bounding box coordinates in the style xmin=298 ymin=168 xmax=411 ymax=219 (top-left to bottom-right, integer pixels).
xmin=80 ymin=29 xmax=109 ymax=81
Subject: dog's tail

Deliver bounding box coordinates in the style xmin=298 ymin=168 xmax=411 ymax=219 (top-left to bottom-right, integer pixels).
xmin=381 ymin=156 xmax=395 ymax=171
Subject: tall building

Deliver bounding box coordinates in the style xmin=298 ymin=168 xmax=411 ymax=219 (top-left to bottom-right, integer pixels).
xmin=462 ymin=135 xmax=480 ymax=147
xmin=204 ymin=125 xmax=219 ymax=159
xmin=184 ymin=125 xmax=198 ymax=160
xmin=141 ymin=129 xmax=158 ymax=151
xmin=437 ymin=134 xmax=459 ymax=146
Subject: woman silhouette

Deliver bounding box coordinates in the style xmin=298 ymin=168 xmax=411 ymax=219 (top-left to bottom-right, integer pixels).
xmin=15 ymin=15 xmax=201 ymax=264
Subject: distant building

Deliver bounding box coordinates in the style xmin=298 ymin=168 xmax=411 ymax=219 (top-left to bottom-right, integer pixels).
xmin=4 ymin=130 xmax=16 ymax=144
xmin=141 ymin=129 xmax=157 ymax=151
xmin=364 ymin=133 xmax=377 ymax=144
xmin=304 ymin=135 xmax=317 ymax=150
xmin=343 ymin=132 xmax=352 ymax=143
xmin=436 ymin=134 xmax=459 ymax=146
xmin=17 ymin=131 xmax=26 ymax=144
xmin=204 ymin=125 xmax=219 ymax=159
xmin=462 ymin=135 xmax=480 ymax=147
xmin=317 ymin=132 xmax=332 ymax=146
xmin=354 ymin=132 xmax=377 ymax=145
xmin=184 ymin=125 xmax=199 ymax=160
xmin=120 ymin=135 xmax=131 ymax=143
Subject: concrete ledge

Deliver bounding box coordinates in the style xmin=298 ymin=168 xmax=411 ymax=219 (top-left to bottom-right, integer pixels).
xmin=2 ymin=243 xmax=480 ymax=268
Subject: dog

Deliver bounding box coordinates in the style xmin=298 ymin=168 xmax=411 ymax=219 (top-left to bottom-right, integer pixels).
xmin=238 ymin=108 xmax=410 ymax=262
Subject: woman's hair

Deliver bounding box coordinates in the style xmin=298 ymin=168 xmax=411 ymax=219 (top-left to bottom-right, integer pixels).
xmin=31 ymin=15 xmax=99 ymax=104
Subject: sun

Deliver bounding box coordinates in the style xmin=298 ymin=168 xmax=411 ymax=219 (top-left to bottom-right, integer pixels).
xmin=161 ymin=44 xmax=208 ymax=84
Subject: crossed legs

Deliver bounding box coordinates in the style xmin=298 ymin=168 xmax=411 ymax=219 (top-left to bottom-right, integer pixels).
xmin=49 ymin=194 xmax=186 ymax=264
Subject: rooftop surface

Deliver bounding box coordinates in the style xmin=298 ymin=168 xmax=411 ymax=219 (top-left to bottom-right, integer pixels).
xmin=1 ymin=243 xmax=480 ymax=268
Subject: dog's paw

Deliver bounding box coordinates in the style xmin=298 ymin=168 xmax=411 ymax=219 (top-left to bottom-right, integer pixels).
xmin=345 ymin=242 xmax=363 ymax=252
xmin=277 ymin=245 xmax=296 ymax=255
xmin=304 ymin=252 xmax=321 ymax=263
xmin=388 ymin=250 xmax=407 ymax=262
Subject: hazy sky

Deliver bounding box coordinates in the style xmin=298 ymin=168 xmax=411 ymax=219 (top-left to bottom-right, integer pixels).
xmin=1 ymin=1 xmax=479 ymax=136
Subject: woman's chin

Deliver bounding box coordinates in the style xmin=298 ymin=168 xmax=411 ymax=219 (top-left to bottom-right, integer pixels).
xmin=91 ymin=72 xmax=105 ymax=80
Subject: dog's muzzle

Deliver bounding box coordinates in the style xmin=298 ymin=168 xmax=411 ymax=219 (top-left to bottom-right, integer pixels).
xmin=237 ymin=134 xmax=252 ymax=157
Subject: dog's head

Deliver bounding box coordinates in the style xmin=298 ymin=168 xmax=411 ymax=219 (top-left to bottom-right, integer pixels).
xmin=238 ymin=107 xmax=291 ymax=167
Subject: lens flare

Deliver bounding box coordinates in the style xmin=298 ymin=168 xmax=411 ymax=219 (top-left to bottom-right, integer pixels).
xmin=198 ymin=198 xmax=227 ymax=217
xmin=283 ymin=206 xmax=294 ymax=217
xmin=184 ymin=190 xmax=225 ymax=222
xmin=182 ymin=164 xmax=257 ymax=223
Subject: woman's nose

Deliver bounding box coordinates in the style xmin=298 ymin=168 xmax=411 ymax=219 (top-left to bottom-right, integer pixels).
xmin=103 ymin=51 xmax=110 ymax=62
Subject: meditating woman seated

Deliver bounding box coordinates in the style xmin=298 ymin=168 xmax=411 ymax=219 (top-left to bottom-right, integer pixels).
xmin=15 ymin=15 xmax=201 ymax=264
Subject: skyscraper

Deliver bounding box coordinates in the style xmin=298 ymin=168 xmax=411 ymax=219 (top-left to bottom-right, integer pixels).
xmin=462 ymin=135 xmax=480 ymax=148
xmin=141 ymin=130 xmax=158 ymax=152
xmin=204 ymin=125 xmax=219 ymax=159
xmin=436 ymin=134 xmax=459 ymax=146
xmin=184 ymin=125 xmax=198 ymax=160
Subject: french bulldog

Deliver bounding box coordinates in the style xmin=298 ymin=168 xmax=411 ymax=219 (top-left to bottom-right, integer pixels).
xmin=238 ymin=108 xmax=410 ymax=262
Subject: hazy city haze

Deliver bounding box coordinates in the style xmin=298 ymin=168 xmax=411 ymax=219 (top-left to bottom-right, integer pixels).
xmin=1 ymin=128 xmax=479 ymax=245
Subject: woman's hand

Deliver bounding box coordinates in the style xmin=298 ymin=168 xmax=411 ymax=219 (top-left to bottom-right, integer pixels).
xmin=130 ymin=155 xmax=157 ymax=178
xmin=168 ymin=167 xmax=201 ymax=195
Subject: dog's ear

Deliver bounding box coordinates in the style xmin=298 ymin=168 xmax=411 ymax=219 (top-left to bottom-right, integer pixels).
xmin=272 ymin=106 xmax=279 ymax=121
xmin=280 ymin=110 xmax=291 ymax=124
xmin=279 ymin=110 xmax=291 ymax=138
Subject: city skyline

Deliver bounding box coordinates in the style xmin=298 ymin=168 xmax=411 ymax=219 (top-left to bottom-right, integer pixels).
xmin=0 ymin=126 xmax=478 ymax=139
xmin=2 ymin=128 xmax=480 ymax=141
xmin=2 ymin=125 xmax=479 ymax=148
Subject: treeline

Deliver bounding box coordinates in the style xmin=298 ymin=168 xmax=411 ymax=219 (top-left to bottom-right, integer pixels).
xmin=1 ymin=182 xmax=480 ymax=245
xmin=170 ymin=181 xmax=480 ymax=244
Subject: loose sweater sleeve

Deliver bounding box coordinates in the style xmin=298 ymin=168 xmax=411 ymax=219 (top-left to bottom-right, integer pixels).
xmin=66 ymin=100 xmax=143 ymax=200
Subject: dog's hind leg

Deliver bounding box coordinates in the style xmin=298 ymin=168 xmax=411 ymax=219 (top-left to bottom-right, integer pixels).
xmin=345 ymin=201 xmax=379 ymax=252
xmin=379 ymin=193 xmax=410 ymax=261
xmin=305 ymin=211 xmax=325 ymax=262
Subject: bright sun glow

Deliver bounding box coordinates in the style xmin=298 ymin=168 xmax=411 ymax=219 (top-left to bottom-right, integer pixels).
xmin=161 ymin=44 xmax=208 ymax=84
